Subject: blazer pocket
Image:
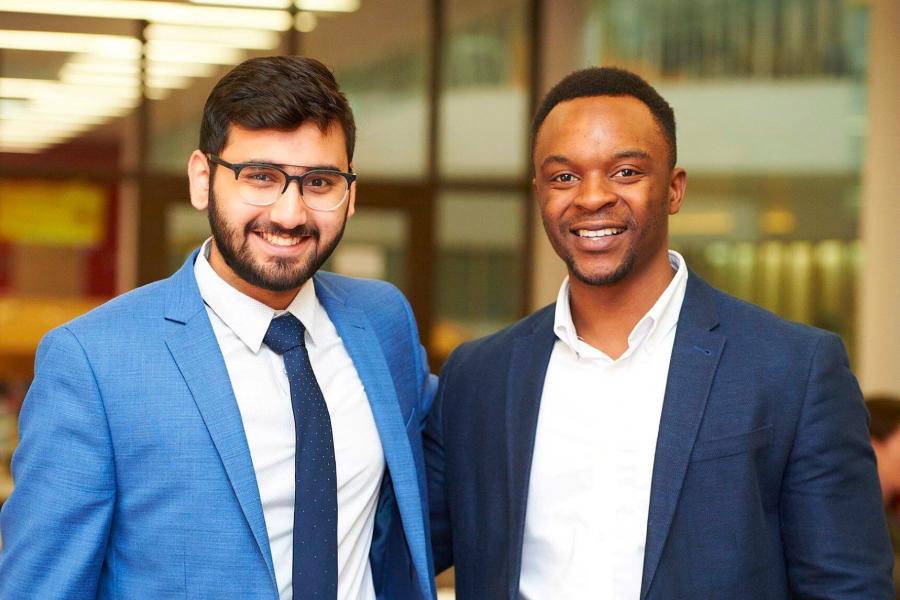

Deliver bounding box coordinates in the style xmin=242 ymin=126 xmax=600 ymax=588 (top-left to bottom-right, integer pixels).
xmin=690 ymin=425 xmax=772 ymax=463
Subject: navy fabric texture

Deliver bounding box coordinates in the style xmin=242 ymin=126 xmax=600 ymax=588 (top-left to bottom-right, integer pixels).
xmin=264 ymin=314 xmax=337 ymax=600
xmin=425 ymin=271 xmax=894 ymax=600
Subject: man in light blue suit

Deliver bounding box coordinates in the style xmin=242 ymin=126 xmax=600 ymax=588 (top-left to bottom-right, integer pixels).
xmin=426 ymin=67 xmax=893 ymax=598
xmin=0 ymin=56 xmax=435 ymax=600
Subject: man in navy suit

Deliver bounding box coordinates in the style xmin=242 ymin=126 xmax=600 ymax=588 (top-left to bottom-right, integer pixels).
xmin=1 ymin=57 xmax=435 ymax=600
xmin=425 ymin=67 xmax=892 ymax=598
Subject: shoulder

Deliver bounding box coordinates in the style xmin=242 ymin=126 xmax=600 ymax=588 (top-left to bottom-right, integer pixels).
xmin=445 ymin=304 xmax=555 ymax=369
xmin=314 ymin=272 xmax=413 ymax=324
xmin=706 ymin=282 xmax=834 ymax=345
xmin=688 ymin=274 xmax=843 ymax=364
xmin=315 ymin=271 xmax=405 ymax=304
xmin=38 ymin=277 xmax=174 ymax=358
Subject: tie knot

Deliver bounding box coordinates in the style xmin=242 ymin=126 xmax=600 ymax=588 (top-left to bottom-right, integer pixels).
xmin=263 ymin=314 xmax=306 ymax=355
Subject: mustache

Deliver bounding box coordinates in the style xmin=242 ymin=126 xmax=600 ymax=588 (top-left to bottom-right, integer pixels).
xmin=244 ymin=221 xmax=319 ymax=238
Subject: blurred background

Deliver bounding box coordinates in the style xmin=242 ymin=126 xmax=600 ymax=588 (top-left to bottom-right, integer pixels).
xmin=0 ymin=0 xmax=898 ymax=588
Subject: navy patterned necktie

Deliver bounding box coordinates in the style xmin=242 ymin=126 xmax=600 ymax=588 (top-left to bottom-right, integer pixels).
xmin=264 ymin=314 xmax=338 ymax=600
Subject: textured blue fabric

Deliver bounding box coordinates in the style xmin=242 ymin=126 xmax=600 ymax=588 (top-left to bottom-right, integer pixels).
xmin=0 ymin=249 xmax=436 ymax=600
xmin=264 ymin=314 xmax=337 ymax=600
xmin=425 ymin=271 xmax=894 ymax=600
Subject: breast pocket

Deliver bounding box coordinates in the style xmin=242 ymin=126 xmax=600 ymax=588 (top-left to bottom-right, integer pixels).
xmin=690 ymin=425 xmax=772 ymax=463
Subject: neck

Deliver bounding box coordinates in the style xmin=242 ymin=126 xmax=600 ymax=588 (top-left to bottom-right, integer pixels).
xmin=568 ymin=251 xmax=675 ymax=359
xmin=207 ymin=244 xmax=301 ymax=310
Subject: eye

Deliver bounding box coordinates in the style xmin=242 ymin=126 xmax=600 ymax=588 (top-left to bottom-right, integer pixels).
xmin=238 ymin=166 xmax=282 ymax=186
xmin=550 ymin=172 xmax=578 ymax=184
xmin=613 ymin=168 xmax=641 ymax=179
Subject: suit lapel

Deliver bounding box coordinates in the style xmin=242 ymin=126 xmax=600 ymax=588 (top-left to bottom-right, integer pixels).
xmin=640 ymin=274 xmax=725 ymax=600
xmin=163 ymin=253 xmax=277 ymax=591
xmin=505 ymin=307 xmax=556 ymax=600
xmin=314 ymin=277 xmax=432 ymax=599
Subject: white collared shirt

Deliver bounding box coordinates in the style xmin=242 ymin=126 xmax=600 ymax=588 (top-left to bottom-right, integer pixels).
xmin=519 ymin=251 xmax=688 ymax=600
xmin=194 ymin=240 xmax=384 ymax=600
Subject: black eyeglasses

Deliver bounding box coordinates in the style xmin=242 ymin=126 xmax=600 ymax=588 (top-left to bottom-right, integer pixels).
xmin=207 ymin=154 xmax=357 ymax=212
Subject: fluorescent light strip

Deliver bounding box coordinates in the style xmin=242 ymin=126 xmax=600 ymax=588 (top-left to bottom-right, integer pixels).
xmin=146 ymin=40 xmax=246 ymax=65
xmin=0 ymin=30 xmax=139 ymax=54
xmin=0 ymin=1 xmax=292 ymax=30
xmin=191 ymin=0 xmax=291 ymax=9
xmin=145 ymin=24 xmax=281 ymax=50
xmin=62 ymin=58 xmax=217 ymax=80
xmin=1 ymin=78 xmax=138 ymax=101
xmin=296 ymin=0 xmax=360 ymax=12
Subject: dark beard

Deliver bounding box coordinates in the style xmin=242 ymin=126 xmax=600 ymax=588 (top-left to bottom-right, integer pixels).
xmin=207 ymin=189 xmax=346 ymax=292
xmin=567 ymin=248 xmax=636 ymax=286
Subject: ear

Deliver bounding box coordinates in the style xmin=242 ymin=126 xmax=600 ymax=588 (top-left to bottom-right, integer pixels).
xmin=188 ymin=150 xmax=211 ymax=211
xmin=346 ymin=163 xmax=356 ymax=218
xmin=667 ymin=167 xmax=687 ymax=215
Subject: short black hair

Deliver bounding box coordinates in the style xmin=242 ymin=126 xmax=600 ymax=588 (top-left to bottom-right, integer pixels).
xmin=867 ymin=397 xmax=900 ymax=441
xmin=199 ymin=56 xmax=356 ymax=161
xmin=531 ymin=67 xmax=677 ymax=167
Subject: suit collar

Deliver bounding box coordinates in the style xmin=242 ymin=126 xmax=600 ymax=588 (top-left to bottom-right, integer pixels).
xmin=640 ymin=271 xmax=724 ymax=599
xmin=501 ymin=274 xmax=724 ymax=600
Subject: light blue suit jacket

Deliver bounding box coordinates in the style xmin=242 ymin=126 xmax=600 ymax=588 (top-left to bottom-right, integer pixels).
xmin=0 ymin=251 xmax=436 ymax=600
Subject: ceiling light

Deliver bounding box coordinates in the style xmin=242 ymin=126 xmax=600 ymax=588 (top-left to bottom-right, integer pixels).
xmin=295 ymin=0 xmax=360 ymax=12
xmin=0 ymin=1 xmax=292 ymax=31
xmin=191 ymin=0 xmax=291 ymax=8
xmin=0 ymin=30 xmax=139 ymax=54
xmin=145 ymin=24 xmax=281 ymax=50
xmin=296 ymin=12 xmax=318 ymax=32
xmin=146 ymin=40 xmax=245 ymax=65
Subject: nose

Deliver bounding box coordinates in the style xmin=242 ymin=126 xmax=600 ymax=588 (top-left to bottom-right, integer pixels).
xmin=267 ymin=178 xmax=308 ymax=229
xmin=574 ymin=172 xmax=618 ymax=211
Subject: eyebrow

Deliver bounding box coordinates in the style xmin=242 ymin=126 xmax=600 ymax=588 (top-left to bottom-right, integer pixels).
xmin=611 ymin=149 xmax=652 ymax=161
xmin=539 ymin=154 xmax=573 ymax=169
xmin=244 ymin=158 xmax=345 ymax=171
xmin=539 ymin=149 xmax=653 ymax=170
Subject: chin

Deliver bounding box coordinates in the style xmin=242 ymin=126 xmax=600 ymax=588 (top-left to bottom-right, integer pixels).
xmin=569 ymin=256 xmax=635 ymax=287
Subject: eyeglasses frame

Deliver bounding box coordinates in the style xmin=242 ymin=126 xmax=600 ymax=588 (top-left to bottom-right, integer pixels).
xmin=206 ymin=153 xmax=357 ymax=212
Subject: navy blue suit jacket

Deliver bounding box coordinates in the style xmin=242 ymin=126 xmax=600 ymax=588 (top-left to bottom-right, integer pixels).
xmin=426 ymin=272 xmax=892 ymax=599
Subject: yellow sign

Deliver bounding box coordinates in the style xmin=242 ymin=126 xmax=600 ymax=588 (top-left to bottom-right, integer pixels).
xmin=0 ymin=179 xmax=107 ymax=247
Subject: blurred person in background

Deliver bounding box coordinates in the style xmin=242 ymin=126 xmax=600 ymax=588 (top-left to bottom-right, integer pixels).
xmin=425 ymin=67 xmax=892 ymax=599
xmin=0 ymin=56 xmax=435 ymax=600
xmin=868 ymin=396 xmax=900 ymax=597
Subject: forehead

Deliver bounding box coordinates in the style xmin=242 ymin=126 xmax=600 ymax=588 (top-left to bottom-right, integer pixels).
xmin=534 ymin=95 xmax=667 ymax=164
xmin=222 ymin=121 xmax=348 ymax=165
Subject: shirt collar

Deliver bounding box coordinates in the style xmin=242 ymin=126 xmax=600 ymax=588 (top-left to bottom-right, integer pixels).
xmin=193 ymin=238 xmax=326 ymax=353
xmin=553 ymin=250 xmax=689 ymax=360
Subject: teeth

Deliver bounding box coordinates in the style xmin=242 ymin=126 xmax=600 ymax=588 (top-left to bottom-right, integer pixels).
xmin=576 ymin=228 xmax=624 ymax=238
xmin=259 ymin=232 xmax=301 ymax=246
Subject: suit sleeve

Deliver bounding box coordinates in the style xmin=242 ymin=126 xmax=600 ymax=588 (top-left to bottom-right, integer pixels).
xmin=0 ymin=327 xmax=115 ymax=600
xmin=423 ymin=353 xmax=454 ymax=574
xmin=780 ymin=333 xmax=894 ymax=598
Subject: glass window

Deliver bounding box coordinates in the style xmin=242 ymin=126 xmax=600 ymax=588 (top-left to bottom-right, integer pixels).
xmin=432 ymin=191 xmax=526 ymax=360
xmin=305 ymin=0 xmax=430 ymax=180
xmin=541 ymin=0 xmax=870 ymax=353
xmin=440 ymin=0 xmax=529 ymax=179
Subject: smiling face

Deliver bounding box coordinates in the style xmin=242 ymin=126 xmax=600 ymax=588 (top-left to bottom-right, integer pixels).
xmin=188 ymin=122 xmax=355 ymax=308
xmin=533 ymin=95 xmax=685 ymax=290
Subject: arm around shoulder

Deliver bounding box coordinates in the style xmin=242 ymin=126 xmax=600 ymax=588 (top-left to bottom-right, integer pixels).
xmin=0 ymin=327 xmax=115 ymax=600
xmin=780 ymin=332 xmax=893 ymax=598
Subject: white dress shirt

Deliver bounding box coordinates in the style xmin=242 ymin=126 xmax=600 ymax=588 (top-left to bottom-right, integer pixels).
xmin=519 ymin=251 xmax=688 ymax=600
xmin=194 ymin=240 xmax=384 ymax=600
